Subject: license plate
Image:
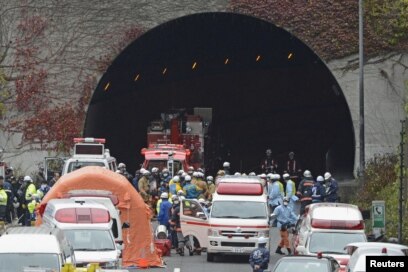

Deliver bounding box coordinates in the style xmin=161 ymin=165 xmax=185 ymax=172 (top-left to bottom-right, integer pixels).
xmin=232 ymin=247 xmax=244 ymax=253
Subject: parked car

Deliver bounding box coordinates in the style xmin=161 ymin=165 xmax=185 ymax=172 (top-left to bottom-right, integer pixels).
xmin=0 ymin=225 xmax=75 ymax=272
xmin=347 ymin=245 xmax=407 ymax=272
xmin=271 ymin=254 xmax=341 ymax=272
xmin=344 ymin=241 xmax=408 ymax=256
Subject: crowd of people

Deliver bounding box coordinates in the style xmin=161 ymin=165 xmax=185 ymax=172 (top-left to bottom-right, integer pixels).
xmin=0 ymin=166 xmax=55 ymax=227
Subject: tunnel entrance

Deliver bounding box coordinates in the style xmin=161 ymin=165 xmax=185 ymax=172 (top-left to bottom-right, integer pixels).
xmin=85 ymin=12 xmax=355 ymax=179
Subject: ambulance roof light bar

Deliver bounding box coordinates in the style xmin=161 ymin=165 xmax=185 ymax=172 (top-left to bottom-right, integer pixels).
xmin=311 ymin=219 xmax=365 ymax=230
xmin=73 ymin=138 xmax=106 ymax=144
xmin=217 ymin=182 xmax=263 ymax=195
xmin=55 ymin=207 xmax=110 ymax=224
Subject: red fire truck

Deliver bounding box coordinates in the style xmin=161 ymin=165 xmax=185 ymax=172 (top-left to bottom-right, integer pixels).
xmin=141 ymin=108 xmax=211 ymax=176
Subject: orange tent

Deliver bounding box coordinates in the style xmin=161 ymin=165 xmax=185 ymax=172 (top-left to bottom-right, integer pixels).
xmin=35 ymin=166 xmax=163 ymax=268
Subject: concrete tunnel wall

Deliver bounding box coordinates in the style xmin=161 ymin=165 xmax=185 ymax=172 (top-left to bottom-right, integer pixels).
xmin=84 ymin=12 xmax=355 ymax=178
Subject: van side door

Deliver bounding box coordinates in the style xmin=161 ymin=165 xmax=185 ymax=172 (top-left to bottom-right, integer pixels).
xmin=180 ymin=199 xmax=209 ymax=248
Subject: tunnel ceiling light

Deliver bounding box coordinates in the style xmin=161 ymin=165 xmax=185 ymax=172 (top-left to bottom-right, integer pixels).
xmin=256 ymin=55 xmax=261 ymax=62
xmin=104 ymin=82 xmax=110 ymax=91
xmin=288 ymin=53 xmax=293 ymax=60
xmin=224 ymin=58 xmax=229 ymax=65
xmin=162 ymin=67 xmax=167 ymax=75
xmin=192 ymin=61 xmax=197 ymax=70
xmin=134 ymin=73 xmax=140 ymax=81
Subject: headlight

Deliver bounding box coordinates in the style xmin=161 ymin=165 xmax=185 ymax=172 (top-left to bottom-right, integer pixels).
xmin=208 ymin=228 xmax=219 ymax=236
xmin=258 ymin=230 xmax=269 ymax=237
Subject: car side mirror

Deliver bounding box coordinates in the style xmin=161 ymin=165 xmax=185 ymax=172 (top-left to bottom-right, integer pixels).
xmin=122 ymin=222 xmax=130 ymax=229
xmin=196 ymin=212 xmax=207 ymax=220
xmin=296 ymin=245 xmax=306 ymax=254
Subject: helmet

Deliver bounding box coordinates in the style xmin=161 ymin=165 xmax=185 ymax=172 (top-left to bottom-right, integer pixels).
xmin=217 ymin=170 xmax=225 ymax=176
xmin=162 ymin=168 xmax=169 ymax=173
xmin=234 ymin=172 xmax=241 ymax=176
xmin=198 ymin=198 xmax=205 ymax=204
xmin=248 ymin=172 xmax=256 ymax=176
xmin=197 ymin=168 xmax=204 ymax=173
xmin=177 ymin=170 xmax=184 ymax=175
xmin=118 ymin=163 xmax=126 ymax=169
xmin=188 ymin=166 xmax=194 ymax=171
xmin=24 ymin=176 xmax=33 ymax=182
xmin=192 ymin=172 xmax=200 ymax=177
xmin=283 ymin=173 xmax=290 ymax=179
xmin=184 ymin=175 xmax=192 ymax=182
xmin=160 ymin=192 xmax=169 ymax=199
xmin=115 ymin=170 xmax=121 ymax=173
xmin=266 ymin=149 xmax=272 ymax=155
xmin=260 ymin=173 xmax=266 ymax=179
xmin=223 ymin=162 xmax=230 ymax=168
xmin=317 ymin=176 xmax=324 ymax=182
xmin=171 ymin=195 xmax=178 ymax=201
xmin=198 ymin=172 xmax=205 ymax=178
xmin=289 ymin=151 xmax=295 ymax=157
xmin=324 ymin=172 xmax=332 ymax=180
xmin=283 ymin=196 xmax=290 ymax=202
xmin=151 ymin=167 xmax=159 ymax=173
xmin=303 ymin=170 xmax=312 ymax=178
xmin=258 ymin=236 xmax=268 ymax=244
xmin=173 ymin=176 xmax=180 ymax=182
xmin=177 ymin=190 xmax=185 ymax=196
xmin=143 ymin=170 xmax=150 ymax=176
xmin=206 ymin=176 xmax=214 ymax=182
xmin=275 ymin=174 xmax=281 ymax=180
xmin=181 ymin=172 xmax=187 ymax=178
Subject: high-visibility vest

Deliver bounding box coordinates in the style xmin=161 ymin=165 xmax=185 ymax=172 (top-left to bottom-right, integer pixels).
xmin=0 ymin=189 xmax=7 ymax=206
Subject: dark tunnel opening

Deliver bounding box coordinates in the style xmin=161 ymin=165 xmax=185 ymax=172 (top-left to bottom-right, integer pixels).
xmin=84 ymin=12 xmax=355 ymax=179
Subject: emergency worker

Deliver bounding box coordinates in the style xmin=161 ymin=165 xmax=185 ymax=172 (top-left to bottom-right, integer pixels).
xmin=296 ymin=170 xmax=314 ymax=215
xmin=177 ymin=190 xmax=186 ymax=200
xmin=1 ymin=175 xmax=14 ymax=223
xmin=24 ymin=176 xmax=37 ymax=226
xmin=160 ymin=168 xmax=172 ymax=184
xmin=312 ymin=176 xmax=326 ymax=203
xmin=183 ymin=175 xmax=198 ymax=199
xmin=324 ymin=172 xmax=338 ymax=202
xmin=0 ymin=177 xmax=8 ymax=222
xmin=170 ymin=197 xmax=192 ymax=256
xmin=118 ymin=163 xmax=133 ymax=182
xmin=259 ymin=173 xmax=267 ymax=188
xmin=150 ymin=167 xmax=160 ymax=215
xmin=169 ymin=195 xmax=179 ymax=249
xmin=261 ymin=149 xmax=278 ymax=174
xmin=249 ymin=236 xmax=270 ymax=272
xmin=222 ymin=162 xmax=231 ymax=175
xmin=195 ymin=172 xmax=207 ymax=199
xmin=283 ymin=173 xmax=297 ymax=211
xmin=138 ymin=170 xmax=151 ymax=204
xmin=157 ymin=192 xmax=172 ymax=230
xmin=267 ymin=174 xmax=282 ymax=227
xmin=34 ymin=166 xmax=46 ymax=189
xmin=286 ymin=151 xmax=301 ymax=177
xmin=206 ymin=176 xmax=215 ymax=201
xmin=187 ymin=166 xmax=194 ymax=176
xmin=215 ymin=170 xmax=225 ymax=186
xmin=169 ymin=175 xmax=182 ymax=199
xmin=272 ymin=197 xmax=297 ymax=255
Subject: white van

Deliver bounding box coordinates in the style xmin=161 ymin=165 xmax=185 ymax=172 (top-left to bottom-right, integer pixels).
xmin=180 ymin=176 xmax=270 ymax=262
xmin=292 ymin=203 xmax=367 ymax=270
xmin=62 ymin=189 xmax=123 ymax=248
xmin=42 ymin=199 xmax=120 ymax=269
xmin=62 ymin=138 xmax=117 ymax=176
xmin=0 ymin=225 xmax=75 ymax=272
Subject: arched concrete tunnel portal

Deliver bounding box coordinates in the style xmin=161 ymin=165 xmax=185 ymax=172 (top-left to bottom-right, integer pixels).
xmin=85 ymin=12 xmax=355 ymax=178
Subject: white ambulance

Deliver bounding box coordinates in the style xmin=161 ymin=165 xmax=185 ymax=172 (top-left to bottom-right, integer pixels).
xmin=292 ymin=202 xmax=367 ymax=271
xmin=41 ymin=199 xmax=120 ymax=269
xmin=180 ymin=176 xmax=270 ymax=262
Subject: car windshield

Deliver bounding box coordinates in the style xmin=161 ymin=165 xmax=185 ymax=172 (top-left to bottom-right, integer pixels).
xmin=309 ymin=232 xmax=366 ymax=254
xmin=63 ymin=229 xmax=115 ymax=251
xmin=0 ymin=253 xmax=59 ymax=272
xmin=274 ymin=258 xmax=329 ymax=272
xmin=67 ymin=161 xmax=105 ymax=173
xmin=210 ymin=201 xmax=267 ymax=219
